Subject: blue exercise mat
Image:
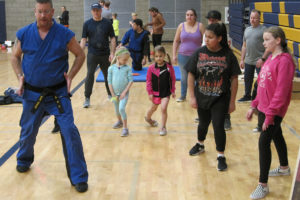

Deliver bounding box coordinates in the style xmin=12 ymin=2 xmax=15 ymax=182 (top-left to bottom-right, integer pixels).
xmin=96 ymin=66 xmax=181 ymax=82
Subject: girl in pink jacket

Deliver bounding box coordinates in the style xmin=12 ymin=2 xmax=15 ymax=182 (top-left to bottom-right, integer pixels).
xmin=145 ymin=45 xmax=176 ymax=136
xmin=247 ymin=26 xmax=295 ymax=200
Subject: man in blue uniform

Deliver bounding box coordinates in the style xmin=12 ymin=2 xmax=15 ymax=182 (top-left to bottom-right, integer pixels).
xmin=120 ymin=19 xmax=150 ymax=71
xmin=11 ymin=0 xmax=88 ymax=193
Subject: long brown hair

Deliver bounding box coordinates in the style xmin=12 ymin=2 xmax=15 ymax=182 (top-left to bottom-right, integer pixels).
xmin=154 ymin=45 xmax=172 ymax=65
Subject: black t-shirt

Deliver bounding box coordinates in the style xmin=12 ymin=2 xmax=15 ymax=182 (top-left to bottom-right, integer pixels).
xmin=82 ymin=18 xmax=115 ymax=56
xmin=185 ymin=46 xmax=241 ymax=109
xmin=157 ymin=63 xmax=171 ymax=98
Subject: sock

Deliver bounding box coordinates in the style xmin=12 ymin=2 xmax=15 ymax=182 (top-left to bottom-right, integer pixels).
xmin=217 ymin=153 xmax=225 ymax=158
xmin=197 ymin=142 xmax=204 ymax=146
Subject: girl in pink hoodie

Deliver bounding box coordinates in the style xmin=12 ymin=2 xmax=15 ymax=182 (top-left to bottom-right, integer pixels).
xmin=145 ymin=45 xmax=176 ymax=136
xmin=247 ymin=26 xmax=295 ymax=200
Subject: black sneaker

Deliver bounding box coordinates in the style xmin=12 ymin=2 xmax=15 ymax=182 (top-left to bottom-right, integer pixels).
xmin=189 ymin=143 xmax=205 ymax=156
xmin=16 ymin=165 xmax=30 ymax=173
xmin=75 ymin=182 xmax=88 ymax=193
xmin=224 ymin=117 xmax=231 ymax=131
xmin=237 ymin=95 xmax=251 ymax=103
xmin=217 ymin=156 xmax=227 ymax=171
xmin=51 ymin=118 xmax=60 ymax=133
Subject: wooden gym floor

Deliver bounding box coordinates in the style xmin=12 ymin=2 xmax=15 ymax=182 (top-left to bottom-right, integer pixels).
xmin=0 ymin=43 xmax=299 ymax=200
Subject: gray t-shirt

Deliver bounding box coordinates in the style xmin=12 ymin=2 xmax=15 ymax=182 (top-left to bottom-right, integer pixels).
xmin=102 ymin=8 xmax=112 ymax=20
xmin=244 ymin=25 xmax=266 ymax=65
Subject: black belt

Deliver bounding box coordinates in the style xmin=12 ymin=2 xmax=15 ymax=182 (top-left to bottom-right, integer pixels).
xmin=24 ymin=81 xmax=67 ymax=114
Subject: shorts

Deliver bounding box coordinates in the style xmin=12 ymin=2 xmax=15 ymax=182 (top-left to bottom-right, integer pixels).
xmin=152 ymin=96 xmax=170 ymax=105
xmin=152 ymin=97 xmax=161 ymax=105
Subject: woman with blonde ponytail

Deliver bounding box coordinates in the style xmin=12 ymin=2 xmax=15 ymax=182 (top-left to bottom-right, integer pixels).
xmin=107 ymin=47 xmax=133 ymax=137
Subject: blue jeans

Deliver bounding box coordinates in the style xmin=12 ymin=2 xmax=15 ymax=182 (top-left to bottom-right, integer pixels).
xmin=178 ymin=54 xmax=190 ymax=99
xmin=244 ymin=63 xmax=261 ymax=97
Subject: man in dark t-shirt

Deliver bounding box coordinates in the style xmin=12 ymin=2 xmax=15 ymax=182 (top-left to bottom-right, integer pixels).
xmin=80 ymin=3 xmax=116 ymax=108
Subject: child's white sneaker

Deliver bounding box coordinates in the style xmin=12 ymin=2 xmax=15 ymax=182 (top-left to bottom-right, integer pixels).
xmin=250 ymin=184 xmax=269 ymax=199
xmin=121 ymin=128 xmax=129 ymax=137
xmin=159 ymin=127 xmax=167 ymax=136
xmin=269 ymin=166 xmax=290 ymax=176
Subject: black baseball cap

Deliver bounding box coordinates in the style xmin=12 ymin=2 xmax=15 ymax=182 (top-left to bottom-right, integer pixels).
xmin=206 ymin=10 xmax=221 ymax=20
xmin=91 ymin=3 xmax=102 ymax=9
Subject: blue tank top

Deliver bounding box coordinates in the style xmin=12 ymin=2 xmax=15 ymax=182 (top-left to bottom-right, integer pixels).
xmin=178 ymin=22 xmax=202 ymax=56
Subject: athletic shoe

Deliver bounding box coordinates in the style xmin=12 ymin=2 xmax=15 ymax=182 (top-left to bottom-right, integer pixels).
xmin=16 ymin=165 xmax=30 ymax=173
xmin=250 ymin=184 xmax=269 ymax=199
xmin=269 ymin=166 xmax=290 ymax=177
xmin=159 ymin=127 xmax=167 ymax=136
xmin=75 ymin=182 xmax=88 ymax=193
xmin=112 ymin=120 xmax=123 ymax=129
xmin=121 ymin=128 xmax=129 ymax=137
xmin=237 ymin=95 xmax=251 ymax=103
xmin=83 ymin=98 xmax=90 ymax=108
xmin=224 ymin=117 xmax=232 ymax=131
xmin=217 ymin=156 xmax=227 ymax=171
xmin=189 ymin=143 xmax=205 ymax=156
xmin=253 ymin=127 xmax=262 ymax=132
xmin=176 ymin=97 xmax=186 ymax=102
xmin=144 ymin=117 xmax=158 ymax=127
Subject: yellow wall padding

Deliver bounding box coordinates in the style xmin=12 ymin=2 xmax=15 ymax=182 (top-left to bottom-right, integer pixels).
xmin=280 ymin=2 xmax=285 ymax=14
xmin=294 ymin=15 xmax=300 ymax=29
xmin=281 ymin=26 xmax=300 ymax=43
xmin=279 ymin=14 xmax=289 ymax=27
xmin=288 ymin=40 xmax=294 ymax=53
xmin=260 ymin=12 xmax=264 ymax=23
xmin=255 ymin=2 xmax=272 ymax=13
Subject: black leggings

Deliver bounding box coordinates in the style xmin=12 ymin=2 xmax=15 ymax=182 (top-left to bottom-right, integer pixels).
xmin=258 ymin=111 xmax=288 ymax=183
xmin=197 ymin=97 xmax=227 ymax=152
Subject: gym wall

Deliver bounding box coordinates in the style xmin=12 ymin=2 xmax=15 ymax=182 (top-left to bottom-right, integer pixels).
xmin=4 ymin=0 xmax=228 ymax=42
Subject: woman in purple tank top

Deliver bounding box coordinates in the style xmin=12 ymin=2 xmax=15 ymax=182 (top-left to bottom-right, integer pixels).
xmin=172 ymin=9 xmax=204 ymax=102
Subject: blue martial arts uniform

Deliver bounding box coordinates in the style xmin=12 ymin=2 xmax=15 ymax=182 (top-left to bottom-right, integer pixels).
xmin=16 ymin=20 xmax=88 ymax=185
xmin=121 ymin=28 xmax=149 ymax=71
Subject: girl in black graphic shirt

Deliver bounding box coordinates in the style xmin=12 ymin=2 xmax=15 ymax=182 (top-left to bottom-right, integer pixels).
xmin=185 ymin=23 xmax=241 ymax=171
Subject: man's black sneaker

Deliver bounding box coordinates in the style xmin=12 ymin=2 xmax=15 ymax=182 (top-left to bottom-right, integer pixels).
xmin=75 ymin=182 xmax=88 ymax=193
xmin=189 ymin=143 xmax=205 ymax=156
xmin=217 ymin=156 xmax=227 ymax=171
xmin=224 ymin=117 xmax=232 ymax=131
xmin=51 ymin=125 xmax=60 ymax=133
xmin=237 ymin=95 xmax=252 ymax=103
xmin=51 ymin=118 xmax=60 ymax=133
xmin=16 ymin=165 xmax=30 ymax=173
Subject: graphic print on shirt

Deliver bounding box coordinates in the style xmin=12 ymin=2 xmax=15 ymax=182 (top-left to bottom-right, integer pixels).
xmin=196 ymin=53 xmax=227 ymax=96
xmin=258 ymin=65 xmax=272 ymax=88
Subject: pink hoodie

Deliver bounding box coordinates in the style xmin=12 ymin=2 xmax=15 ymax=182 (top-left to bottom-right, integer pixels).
xmin=146 ymin=62 xmax=176 ymax=96
xmin=251 ymin=53 xmax=295 ymax=126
